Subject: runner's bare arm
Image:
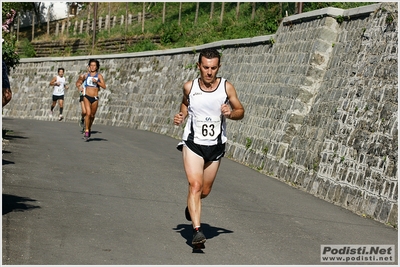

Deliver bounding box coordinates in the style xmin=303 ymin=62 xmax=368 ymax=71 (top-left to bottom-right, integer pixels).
xmin=49 ymin=76 xmax=57 ymax=86
xmin=96 ymin=74 xmax=106 ymax=89
xmin=222 ymin=81 xmax=244 ymax=120
xmin=75 ymin=74 xmax=85 ymax=92
xmin=174 ymin=81 xmax=191 ymax=125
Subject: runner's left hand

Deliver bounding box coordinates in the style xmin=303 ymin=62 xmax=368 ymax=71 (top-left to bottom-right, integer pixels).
xmin=221 ymin=104 xmax=231 ymax=118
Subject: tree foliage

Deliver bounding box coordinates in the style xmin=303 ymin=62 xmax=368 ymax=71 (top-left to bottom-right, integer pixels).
xmin=2 ymin=7 xmax=18 ymax=73
xmin=2 ymin=2 xmax=39 ymax=72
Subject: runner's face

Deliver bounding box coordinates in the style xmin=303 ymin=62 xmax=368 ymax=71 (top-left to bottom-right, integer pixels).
xmin=197 ymin=57 xmax=220 ymax=84
xmin=89 ymin=62 xmax=97 ymax=72
xmin=58 ymin=70 xmax=64 ymax=77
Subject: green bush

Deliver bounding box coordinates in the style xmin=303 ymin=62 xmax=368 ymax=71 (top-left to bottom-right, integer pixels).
xmin=2 ymin=36 xmax=19 ymax=73
xmin=18 ymin=38 xmax=36 ymax=58
xmin=126 ymin=39 xmax=158 ymax=53
xmin=160 ymin=24 xmax=182 ymax=45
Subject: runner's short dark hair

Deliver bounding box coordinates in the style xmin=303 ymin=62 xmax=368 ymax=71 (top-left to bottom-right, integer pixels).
xmin=58 ymin=67 xmax=64 ymax=73
xmin=198 ymin=48 xmax=221 ymax=65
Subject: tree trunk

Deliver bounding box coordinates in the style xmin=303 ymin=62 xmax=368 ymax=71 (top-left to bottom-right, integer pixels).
xmin=31 ymin=12 xmax=35 ymax=40
xmin=162 ymin=2 xmax=166 ymax=24
xmin=220 ymin=2 xmax=225 ymax=24
xmin=251 ymin=2 xmax=256 ymax=20
xmin=125 ymin=2 xmax=128 ymax=34
xmin=92 ymin=2 xmax=98 ymax=53
xmin=108 ymin=2 xmax=111 ymax=34
xmin=210 ymin=2 xmax=214 ymax=20
xmin=33 ymin=2 xmax=42 ymax=30
xmin=67 ymin=5 xmax=70 ymax=37
xmin=47 ymin=8 xmax=50 ymax=35
xmin=178 ymin=2 xmax=182 ymax=26
xmin=236 ymin=2 xmax=240 ymax=20
xmin=142 ymin=2 xmax=145 ymax=33
xmin=195 ymin=2 xmax=199 ymax=24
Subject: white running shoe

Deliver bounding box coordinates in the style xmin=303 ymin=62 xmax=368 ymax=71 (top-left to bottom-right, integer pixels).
xmin=58 ymin=114 xmax=63 ymax=121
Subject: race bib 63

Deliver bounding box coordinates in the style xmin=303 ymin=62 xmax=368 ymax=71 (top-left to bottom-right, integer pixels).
xmin=194 ymin=116 xmax=221 ymax=140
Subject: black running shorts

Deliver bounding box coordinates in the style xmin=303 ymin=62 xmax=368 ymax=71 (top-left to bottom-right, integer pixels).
xmin=52 ymin=95 xmax=64 ymax=101
xmin=177 ymin=140 xmax=225 ymax=163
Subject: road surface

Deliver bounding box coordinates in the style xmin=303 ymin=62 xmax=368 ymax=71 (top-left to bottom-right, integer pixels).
xmin=2 ymin=118 xmax=397 ymax=265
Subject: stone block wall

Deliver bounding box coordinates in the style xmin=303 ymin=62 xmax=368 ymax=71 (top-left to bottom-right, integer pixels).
xmin=3 ymin=3 xmax=397 ymax=226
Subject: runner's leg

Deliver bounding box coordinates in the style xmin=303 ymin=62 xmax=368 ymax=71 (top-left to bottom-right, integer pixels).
xmin=88 ymin=100 xmax=98 ymax=131
xmin=58 ymin=99 xmax=64 ymax=113
xmin=183 ymin=146 xmax=217 ymax=228
xmin=83 ymin=97 xmax=92 ymax=133
xmin=201 ymin=160 xmax=221 ymax=198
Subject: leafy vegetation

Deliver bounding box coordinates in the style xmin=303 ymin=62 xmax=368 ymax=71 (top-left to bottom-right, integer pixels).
xmin=2 ymin=2 xmax=46 ymax=70
xmin=76 ymin=2 xmax=374 ymax=50
xmin=2 ymin=8 xmax=18 ymax=72
xmin=11 ymin=2 xmax=375 ymax=58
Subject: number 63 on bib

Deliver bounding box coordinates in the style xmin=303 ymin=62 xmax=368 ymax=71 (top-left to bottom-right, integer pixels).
xmin=194 ymin=116 xmax=222 ymax=141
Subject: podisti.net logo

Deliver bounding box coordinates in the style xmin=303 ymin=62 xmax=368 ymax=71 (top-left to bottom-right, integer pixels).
xmin=321 ymin=245 xmax=395 ymax=263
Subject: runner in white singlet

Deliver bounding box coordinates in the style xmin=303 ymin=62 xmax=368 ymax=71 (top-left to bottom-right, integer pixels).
xmin=180 ymin=77 xmax=228 ymax=146
xmin=173 ymin=48 xmax=245 ymax=247
xmin=49 ymin=68 xmax=69 ymax=121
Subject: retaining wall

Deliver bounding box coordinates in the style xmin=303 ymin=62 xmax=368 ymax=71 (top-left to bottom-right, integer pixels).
xmin=3 ymin=3 xmax=397 ymax=227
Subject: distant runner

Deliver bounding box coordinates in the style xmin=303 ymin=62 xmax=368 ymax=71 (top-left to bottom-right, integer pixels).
xmin=49 ymin=67 xmax=69 ymax=121
xmin=75 ymin=59 xmax=106 ymax=140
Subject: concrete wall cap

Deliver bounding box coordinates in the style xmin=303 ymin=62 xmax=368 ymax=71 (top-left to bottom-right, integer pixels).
xmin=343 ymin=3 xmax=382 ymax=17
xmin=283 ymin=3 xmax=381 ymax=24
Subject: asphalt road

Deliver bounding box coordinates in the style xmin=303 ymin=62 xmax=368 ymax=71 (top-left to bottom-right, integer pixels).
xmin=2 ymin=118 xmax=398 ymax=265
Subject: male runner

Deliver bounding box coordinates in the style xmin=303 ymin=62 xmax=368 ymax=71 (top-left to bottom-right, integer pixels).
xmin=173 ymin=48 xmax=245 ymax=246
xmin=49 ymin=68 xmax=68 ymax=121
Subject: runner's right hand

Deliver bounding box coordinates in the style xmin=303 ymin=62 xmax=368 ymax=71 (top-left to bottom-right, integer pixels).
xmin=174 ymin=112 xmax=184 ymax=125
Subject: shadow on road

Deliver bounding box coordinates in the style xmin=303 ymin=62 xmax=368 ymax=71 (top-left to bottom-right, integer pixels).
xmin=173 ymin=223 xmax=234 ymax=252
xmin=2 ymin=194 xmax=41 ymax=215
xmin=2 ymin=133 xmax=28 ymax=141
xmin=2 ymin=129 xmax=28 ymax=162
xmin=2 ymin=129 xmax=23 ymax=165
xmin=85 ymin=138 xmax=108 ymax=142
xmin=80 ymin=130 xmax=108 ymax=142
xmin=2 ymin=159 xmax=15 ymax=165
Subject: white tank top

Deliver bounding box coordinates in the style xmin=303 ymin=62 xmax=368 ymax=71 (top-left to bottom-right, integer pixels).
xmin=182 ymin=77 xmax=228 ymax=145
xmin=52 ymin=76 xmax=66 ymax=96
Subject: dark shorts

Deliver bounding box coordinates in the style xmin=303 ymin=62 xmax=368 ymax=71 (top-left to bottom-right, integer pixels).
xmin=177 ymin=140 xmax=225 ymax=163
xmin=52 ymin=95 xmax=64 ymax=101
xmin=84 ymin=95 xmax=98 ymax=104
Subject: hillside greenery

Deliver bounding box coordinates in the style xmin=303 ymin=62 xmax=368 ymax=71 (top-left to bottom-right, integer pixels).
xmin=20 ymin=2 xmax=374 ymax=56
